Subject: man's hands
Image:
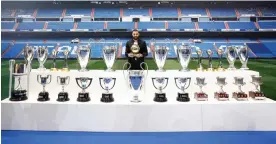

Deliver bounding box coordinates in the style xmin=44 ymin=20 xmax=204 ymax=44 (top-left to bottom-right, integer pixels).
xmin=128 ymin=53 xmax=143 ymax=58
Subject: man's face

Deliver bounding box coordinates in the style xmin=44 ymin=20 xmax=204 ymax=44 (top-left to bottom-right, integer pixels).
xmin=132 ymin=31 xmax=139 ymax=40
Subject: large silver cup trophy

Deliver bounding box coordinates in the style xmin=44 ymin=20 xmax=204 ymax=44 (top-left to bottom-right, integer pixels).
xmin=233 ymin=77 xmax=248 ymax=101
xmin=215 ymin=77 xmax=229 ymax=101
xmin=99 ymin=77 xmax=116 ymax=103
xmin=62 ymin=49 xmax=70 ymax=72
xmin=216 ymin=47 xmax=224 ymax=71
xmin=24 ymin=44 xmax=34 ymax=72
xmin=206 ymin=49 xmax=213 ymax=71
xmin=50 ymin=49 xmax=59 ymax=71
xmin=194 ymin=77 xmax=208 ymax=101
xmin=57 ymin=76 xmax=70 ymax=102
xmin=152 ymin=77 xmax=169 ymax=102
xmin=235 ymin=45 xmax=249 ymax=70
xmin=76 ymin=44 xmax=91 ymax=72
xmin=175 ymin=77 xmax=191 ymax=102
xmin=196 ymin=48 xmax=203 ymax=71
xmin=37 ymin=74 xmax=52 ymax=102
xmin=152 ymin=39 xmax=169 ymax=72
xmin=176 ymin=43 xmax=192 ymax=72
xmin=226 ymin=46 xmax=237 ymax=70
xmin=102 ymin=41 xmax=118 ymax=72
xmin=76 ymin=77 xmax=93 ymax=102
xmin=123 ymin=62 xmax=148 ymax=103
xmin=249 ymin=75 xmax=265 ymax=100
xmin=37 ymin=46 xmax=48 ymax=71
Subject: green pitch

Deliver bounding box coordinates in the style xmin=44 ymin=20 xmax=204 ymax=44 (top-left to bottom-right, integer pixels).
xmin=1 ymin=59 xmax=276 ymax=100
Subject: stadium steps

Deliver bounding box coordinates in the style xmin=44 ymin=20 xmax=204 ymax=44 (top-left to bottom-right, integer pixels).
xmin=1 ymin=40 xmax=16 ymax=57
xmin=234 ymin=8 xmax=240 ymax=18
xmin=246 ymin=43 xmax=274 ymax=58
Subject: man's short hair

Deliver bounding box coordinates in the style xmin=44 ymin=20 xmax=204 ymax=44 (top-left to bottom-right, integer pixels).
xmin=132 ymin=29 xmax=139 ymax=33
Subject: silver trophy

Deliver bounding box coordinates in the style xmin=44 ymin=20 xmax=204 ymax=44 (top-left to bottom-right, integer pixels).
xmin=57 ymin=76 xmax=70 ymax=102
xmin=152 ymin=77 xmax=169 ymax=102
xmin=233 ymin=77 xmax=248 ymax=101
xmin=206 ymin=49 xmax=213 ymax=71
xmin=235 ymin=45 xmax=249 ymax=70
xmin=24 ymin=44 xmax=34 ymax=72
xmin=62 ymin=49 xmax=70 ymax=72
xmin=37 ymin=46 xmax=48 ymax=71
xmin=176 ymin=44 xmax=192 ymax=72
xmin=102 ymin=44 xmax=117 ymax=72
xmin=196 ymin=48 xmax=203 ymax=71
xmin=249 ymin=75 xmax=265 ymax=100
xmin=76 ymin=44 xmax=91 ymax=72
xmin=50 ymin=49 xmax=59 ymax=71
xmin=215 ymin=77 xmax=229 ymax=101
xmin=217 ymin=47 xmax=224 ymax=71
xmin=175 ymin=77 xmax=191 ymax=102
xmin=123 ymin=62 xmax=148 ymax=103
xmin=153 ymin=40 xmax=169 ymax=72
xmin=76 ymin=77 xmax=93 ymax=102
xmin=226 ymin=46 xmax=237 ymax=70
xmin=194 ymin=77 xmax=208 ymax=101
xmin=99 ymin=77 xmax=116 ymax=103
xmin=37 ymin=74 xmax=52 ymax=102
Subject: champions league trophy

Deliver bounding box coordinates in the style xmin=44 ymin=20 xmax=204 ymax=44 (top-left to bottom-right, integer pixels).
xmin=249 ymin=75 xmax=265 ymax=100
xmin=196 ymin=48 xmax=203 ymax=71
xmin=175 ymin=77 xmax=191 ymax=102
xmin=236 ymin=45 xmax=249 ymax=70
xmin=226 ymin=46 xmax=237 ymax=70
xmin=152 ymin=77 xmax=169 ymax=102
xmin=24 ymin=44 xmax=34 ymax=72
xmin=194 ymin=77 xmax=208 ymax=101
xmin=50 ymin=49 xmax=59 ymax=71
xmin=152 ymin=39 xmax=169 ymax=72
xmin=76 ymin=77 xmax=92 ymax=102
xmin=62 ymin=49 xmax=70 ymax=72
xmin=99 ymin=77 xmax=116 ymax=103
xmin=216 ymin=47 xmax=224 ymax=71
xmin=102 ymin=41 xmax=118 ymax=72
xmin=176 ymin=43 xmax=192 ymax=72
xmin=37 ymin=74 xmax=52 ymax=102
xmin=206 ymin=49 xmax=213 ymax=71
xmin=37 ymin=46 xmax=48 ymax=71
xmin=123 ymin=62 xmax=148 ymax=103
xmin=233 ymin=77 xmax=248 ymax=101
xmin=215 ymin=77 xmax=229 ymax=101
xmin=76 ymin=43 xmax=91 ymax=72
xmin=57 ymin=76 xmax=70 ymax=102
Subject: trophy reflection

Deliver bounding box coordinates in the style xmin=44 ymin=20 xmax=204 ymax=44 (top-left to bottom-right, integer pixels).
xmin=194 ymin=77 xmax=208 ymax=101
xmin=50 ymin=49 xmax=59 ymax=71
xmin=249 ymin=75 xmax=265 ymax=100
xmin=215 ymin=77 xmax=229 ymax=101
xmin=175 ymin=77 xmax=191 ymax=102
xmin=152 ymin=77 xmax=169 ymax=102
xmin=62 ymin=49 xmax=70 ymax=72
xmin=37 ymin=75 xmax=52 ymax=102
xmin=233 ymin=77 xmax=248 ymax=101
xmin=196 ymin=48 xmax=203 ymax=71
xmin=57 ymin=76 xmax=70 ymax=102
xmin=206 ymin=49 xmax=213 ymax=71
xmin=99 ymin=77 xmax=116 ymax=103
xmin=76 ymin=77 xmax=93 ymax=102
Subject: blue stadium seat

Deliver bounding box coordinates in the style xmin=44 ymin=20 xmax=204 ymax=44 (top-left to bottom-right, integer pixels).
xmin=107 ymin=22 xmax=135 ymax=29
xmin=1 ymin=8 xmax=13 ymax=18
xmin=168 ymin=22 xmax=195 ymax=29
xmin=247 ymin=43 xmax=274 ymax=57
xmin=94 ymin=8 xmax=120 ymax=18
xmin=17 ymin=22 xmax=45 ymax=30
xmin=181 ymin=8 xmax=207 ymax=16
xmin=152 ymin=8 xmax=178 ymax=17
xmin=138 ymin=22 xmax=165 ymax=29
xmin=227 ymin=22 xmax=257 ymax=30
xmin=47 ymin=22 xmax=74 ymax=30
xmin=209 ymin=8 xmax=236 ymax=17
xmin=260 ymin=8 xmax=276 ymax=16
xmin=258 ymin=22 xmax=276 ymax=29
xmin=77 ymin=22 xmax=104 ymax=29
xmin=66 ymin=9 xmax=91 ymax=16
xmin=1 ymin=43 xmax=10 ymax=53
xmin=3 ymin=43 xmax=25 ymax=58
xmin=123 ymin=8 xmax=149 ymax=16
xmin=36 ymin=9 xmax=62 ymax=17
xmin=198 ymin=22 xmax=225 ymax=30
xmin=15 ymin=9 xmax=35 ymax=17
xmin=1 ymin=22 xmax=15 ymax=29
xmin=237 ymin=8 xmax=258 ymax=16
xmin=263 ymin=42 xmax=276 ymax=56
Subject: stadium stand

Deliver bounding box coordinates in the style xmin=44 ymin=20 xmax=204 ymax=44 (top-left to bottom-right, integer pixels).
xmin=152 ymin=8 xmax=178 ymax=18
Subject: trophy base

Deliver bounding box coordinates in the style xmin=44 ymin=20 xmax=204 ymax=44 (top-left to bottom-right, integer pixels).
xmin=10 ymin=90 xmax=28 ymax=101
xmin=156 ymin=69 xmax=165 ymax=72
xmin=37 ymin=92 xmax=50 ymax=102
xmin=154 ymin=93 xmax=167 ymax=102
xmin=50 ymin=68 xmax=59 ymax=71
xmin=227 ymin=67 xmax=236 ymax=71
xmin=207 ymin=68 xmax=213 ymax=72
xmin=61 ymin=68 xmax=70 ymax=72
xmin=194 ymin=92 xmax=208 ymax=101
xmin=249 ymin=91 xmax=266 ymax=100
xmin=240 ymin=67 xmax=249 ymax=70
xmin=177 ymin=92 xmax=190 ymax=102
xmin=216 ymin=68 xmax=225 ymax=72
xmin=179 ymin=69 xmax=190 ymax=72
xmin=196 ymin=68 xmax=203 ymax=72
xmin=233 ymin=92 xmax=248 ymax=101
xmin=77 ymin=93 xmax=90 ymax=102
xmin=101 ymin=93 xmax=114 ymax=103
xmin=79 ymin=69 xmax=88 ymax=72
xmin=215 ymin=92 xmax=229 ymax=101
xmin=57 ymin=92 xmax=70 ymax=102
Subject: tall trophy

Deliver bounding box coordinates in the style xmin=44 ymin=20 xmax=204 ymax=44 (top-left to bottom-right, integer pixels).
xmin=216 ymin=47 xmax=224 ymax=71
xmin=24 ymin=44 xmax=34 ymax=72
xmin=37 ymin=46 xmax=48 ymax=71
xmin=194 ymin=77 xmax=208 ymax=101
xmin=236 ymin=45 xmax=249 ymax=70
xmin=233 ymin=77 xmax=248 ymax=101
xmin=175 ymin=77 xmax=191 ymax=102
xmin=196 ymin=48 xmax=203 ymax=71
xmin=62 ymin=49 xmax=70 ymax=72
xmin=152 ymin=77 xmax=169 ymax=102
xmin=102 ymin=43 xmax=117 ymax=72
xmin=215 ymin=77 xmax=229 ymax=101
xmin=57 ymin=76 xmax=70 ymax=102
xmin=152 ymin=39 xmax=169 ymax=72
xmin=76 ymin=77 xmax=93 ymax=102
xmin=226 ymin=46 xmax=236 ymax=70
xmin=123 ymin=62 xmax=148 ymax=103
xmin=37 ymin=74 xmax=52 ymax=101
xmin=206 ymin=49 xmax=213 ymax=71
xmin=176 ymin=44 xmax=192 ymax=72
xmin=50 ymin=49 xmax=59 ymax=71
xmin=99 ymin=77 xmax=116 ymax=103
xmin=76 ymin=44 xmax=91 ymax=72
xmin=249 ymin=75 xmax=265 ymax=100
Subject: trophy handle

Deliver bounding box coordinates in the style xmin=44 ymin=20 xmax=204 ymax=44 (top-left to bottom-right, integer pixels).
xmin=66 ymin=76 xmax=70 ymax=85
xmin=57 ymin=76 xmax=60 ymax=84
xmin=76 ymin=78 xmax=82 ymax=88
xmin=163 ymin=78 xmax=169 ymax=90
xmin=152 ymin=78 xmax=158 ymax=90
xmin=37 ymin=75 xmax=41 ymax=83
xmin=185 ymin=78 xmax=191 ymax=90
xmin=123 ymin=62 xmax=131 ymax=82
xmin=110 ymin=78 xmax=116 ymax=90
xmin=99 ymin=78 xmax=105 ymax=90
xmin=174 ymin=78 xmax=181 ymax=90
xmin=140 ymin=62 xmax=148 ymax=78
xmin=46 ymin=75 xmax=52 ymax=84
xmin=86 ymin=78 xmax=93 ymax=88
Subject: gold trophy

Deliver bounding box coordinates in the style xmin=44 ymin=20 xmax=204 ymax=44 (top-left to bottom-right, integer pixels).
xmin=206 ymin=49 xmax=213 ymax=71
xmin=131 ymin=44 xmax=140 ymax=61
xmin=50 ymin=49 xmax=59 ymax=71
xmin=62 ymin=49 xmax=70 ymax=72
xmin=196 ymin=48 xmax=203 ymax=71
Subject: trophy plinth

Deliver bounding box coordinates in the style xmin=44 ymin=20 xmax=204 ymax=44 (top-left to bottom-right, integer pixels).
xmin=77 ymin=93 xmax=90 ymax=102
xmin=207 ymin=68 xmax=213 ymax=71
xmin=50 ymin=68 xmax=58 ymax=71
xmin=57 ymin=92 xmax=69 ymax=102
xmin=249 ymin=91 xmax=265 ymax=100
xmin=215 ymin=92 xmax=229 ymax=101
xmin=61 ymin=68 xmax=69 ymax=72
xmin=177 ymin=92 xmax=190 ymax=102
xmin=154 ymin=93 xmax=167 ymax=102
xmin=196 ymin=67 xmax=204 ymax=72
xmin=233 ymin=92 xmax=248 ymax=101
xmin=10 ymin=90 xmax=27 ymax=101
xmin=194 ymin=92 xmax=208 ymax=101
xmin=37 ymin=91 xmax=50 ymax=102
xmin=101 ymin=93 xmax=114 ymax=103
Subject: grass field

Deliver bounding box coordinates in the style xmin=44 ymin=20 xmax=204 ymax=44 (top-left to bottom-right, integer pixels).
xmin=1 ymin=58 xmax=276 ymax=100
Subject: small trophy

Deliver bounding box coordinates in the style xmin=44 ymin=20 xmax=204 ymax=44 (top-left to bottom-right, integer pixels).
xmin=214 ymin=77 xmax=229 ymax=101
xmin=226 ymin=46 xmax=236 ymax=70
xmin=50 ymin=49 xmax=59 ymax=71
xmin=216 ymin=47 xmax=224 ymax=71
xmin=176 ymin=44 xmax=192 ymax=72
xmin=76 ymin=77 xmax=92 ymax=102
xmin=175 ymin=77 xmax=191 ymax=102
xmin=37 ymin=75 xmax=52 ymax=102
xmin=99 ymin=77 xmax=116 ymax=103
xmin=57 ymin=76 xmax=70 ymax=102
xmin=152 ymin=77 xmax=169 ymax=102
xmin=76 ymin=44 xmax=91 ymax=72
xmin=233 ymin=77 xmax=248 ymax=101
xmin=236 ymin=45 xmax=249 ymax=70
xmin=37 ymin=46 xmax=48 ymax=71
xmin=62 ymin=49 xmax=70 ymax=72
xmin=249 ymin=75 xmax=265 ymax=100
xmin=196 ymin=48 xmax=203 ymax=71
xmin=194 ymin=77 xmax=208 ymax=101
xmin=206 ymin=49 xmax=213 ymax=71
